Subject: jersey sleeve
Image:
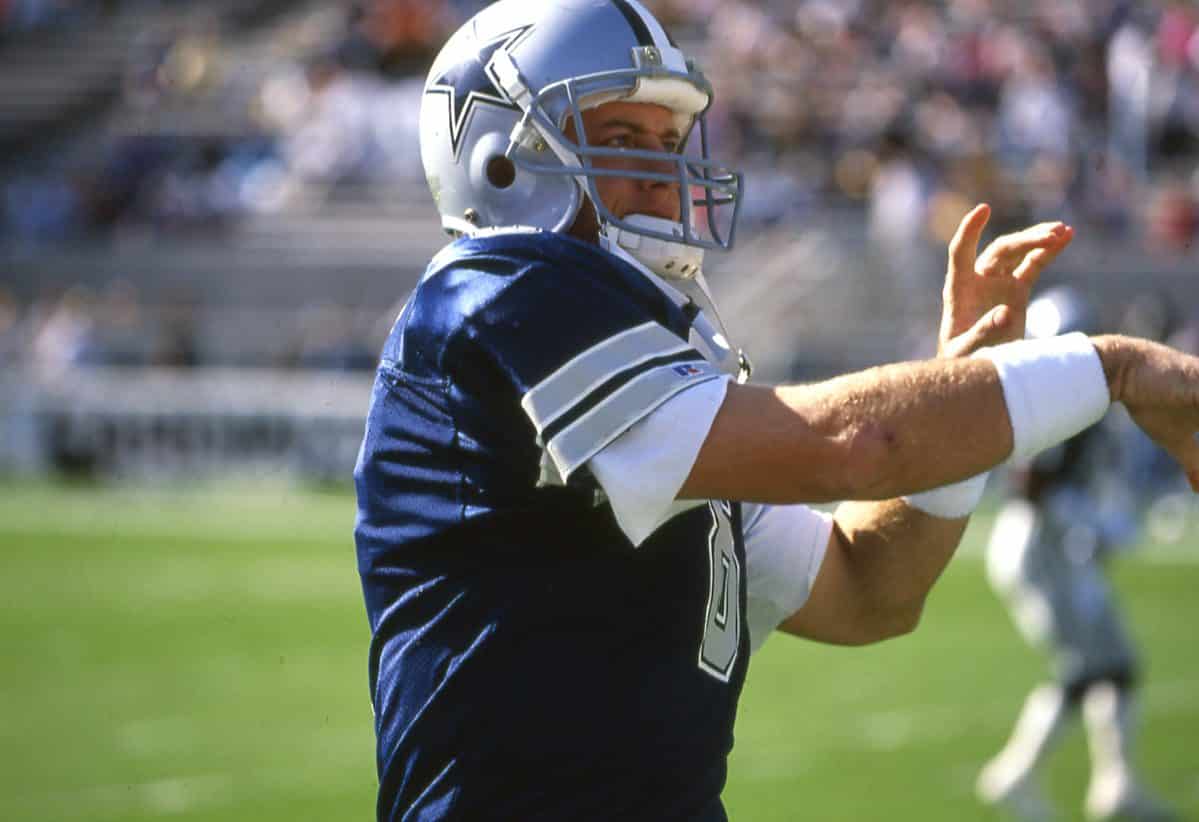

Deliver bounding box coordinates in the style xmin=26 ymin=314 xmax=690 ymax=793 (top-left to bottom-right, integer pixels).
xmin=588 ymin=376 xmax=730 ymax=546
xmin=465 ymin=263 xmax=724 ymax=482
xmin=742 ymin=502 xmax=834 ymax=653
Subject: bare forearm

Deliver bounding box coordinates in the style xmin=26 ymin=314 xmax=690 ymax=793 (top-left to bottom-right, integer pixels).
xmin=772 ymin=331 xmax=1199 ymax=647
xmin=1091 ymin=334 xmax=1135 ymax=401
xmin=778 ymin=498 xmax=970 ymax=645
xmin=832 ymin=499 xmax=968 ymax=622
xmin=789 ymin=335 xmax=1142 ymax=643
xmin=792 ymin=358 xmax=1014 ymax=498
xmin=684 ymin=357 xmax=1013 ymax=503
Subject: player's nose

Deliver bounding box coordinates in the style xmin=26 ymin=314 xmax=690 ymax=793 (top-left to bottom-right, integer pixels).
xmin=634 ymin=155 xmax=680 ymax=190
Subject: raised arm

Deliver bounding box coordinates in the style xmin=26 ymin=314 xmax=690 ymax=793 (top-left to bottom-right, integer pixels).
xmin=679 ymin=358 xmax=1012 ymax=503
xmin=681 ymin=204 xmax=1078 ymax=505
xmin=683 ymin=206 xmax=1199 ymax=647
xmin=680 ymin=327 xmax=1199 ymax=506
xmin=769 ymin=333 xmax=1199 ymax=646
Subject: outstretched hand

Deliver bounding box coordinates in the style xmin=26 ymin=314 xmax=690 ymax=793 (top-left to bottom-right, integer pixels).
xmin=938 ymin=204 xmax=1075 ymax=359
xmin=1100 ymin=336 xmax=1199 ymax=492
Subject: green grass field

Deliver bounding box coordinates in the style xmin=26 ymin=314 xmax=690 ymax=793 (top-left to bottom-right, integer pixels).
xmin=1 ymin=481 xmax=1195 ymax=821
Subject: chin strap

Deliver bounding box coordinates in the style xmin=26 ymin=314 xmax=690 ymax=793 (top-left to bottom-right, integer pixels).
xmin=599 ymin=214 xmax=705 ymax=280
xmin=600 ymin=222 xmax=754 ymax=384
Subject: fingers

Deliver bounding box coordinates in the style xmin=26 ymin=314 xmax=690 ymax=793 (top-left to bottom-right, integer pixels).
xmin=977 ymin=223 xmax=1073 ymax=277
xmin=947 ymin=203 xmax=991 ymax=281
xmin=1010 ymin=227 xmax=1073 ymax=286
xmin=996 ymin=221 xmax=1069 ymax=257
xmin=941 ymin=304 xmax=1011 ymax=358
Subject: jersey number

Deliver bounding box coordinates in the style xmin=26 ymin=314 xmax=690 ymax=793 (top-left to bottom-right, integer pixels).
xmin=699 ymin=501 xmax=742 ymax=682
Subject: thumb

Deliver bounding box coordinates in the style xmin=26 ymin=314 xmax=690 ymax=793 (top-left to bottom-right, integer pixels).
xmin=941 ymin=304 xmax=1011 ymax=358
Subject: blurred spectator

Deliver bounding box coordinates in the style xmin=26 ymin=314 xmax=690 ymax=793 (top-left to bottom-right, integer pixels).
xmin=2 ymin=0 xmax=1198 ymax=375
xmin=868 ymin=130 xmax=925 ymax=251
xmin=1143 ymin=182 xmax=1198 ymax=254
xmin=1151 ymin=3 xmax=1199 ymax=162
xmin=867 ymin=128 xmax=936 ymax=302
xmin=342 ymin=0 xmax=455 ymax=75
xmin=6 ymin=0 xmax=1199 ymax=242
xmin=1108 ymin=10 xmax=1154 ymax=178
xmin=30 ymin=286 xmax=98 ymax=373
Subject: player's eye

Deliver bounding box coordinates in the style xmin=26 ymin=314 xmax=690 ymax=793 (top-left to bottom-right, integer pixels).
xmin=603 ymin=134 xmax=631 ymax=148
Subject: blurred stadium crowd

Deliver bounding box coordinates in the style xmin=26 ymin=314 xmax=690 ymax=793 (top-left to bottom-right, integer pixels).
xmin=1 ymin=0 xmax=1198 ymax=376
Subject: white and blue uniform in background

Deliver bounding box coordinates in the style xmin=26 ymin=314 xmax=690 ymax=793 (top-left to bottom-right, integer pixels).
xmin=976 ymin=287 xmax=1177 ymax=821
xmin=355 ymin=230 xmax=831 ymax=821
xmin=985 ymin=424 xmax=1140 ymax=695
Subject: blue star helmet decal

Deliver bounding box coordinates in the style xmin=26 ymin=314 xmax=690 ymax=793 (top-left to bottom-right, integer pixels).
xmin=425 ymin=26 xmax=534 ymax=159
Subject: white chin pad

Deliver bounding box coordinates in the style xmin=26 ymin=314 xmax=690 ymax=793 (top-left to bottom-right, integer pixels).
xmin=602 ymin=214 xmax=704 ymax=279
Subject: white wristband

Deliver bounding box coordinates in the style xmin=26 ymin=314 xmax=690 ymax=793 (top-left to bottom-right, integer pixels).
xmin=903 ymin=472 xmax=989 ymax=519
xmin=973 ymin=332 xmax=1111 ymax=463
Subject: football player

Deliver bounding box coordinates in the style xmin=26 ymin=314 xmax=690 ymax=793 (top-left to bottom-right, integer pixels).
xmin=354 ymin=2 xmax=1199 ymax=819
xmin=977 ymin=287 xmax=1178 ymax=822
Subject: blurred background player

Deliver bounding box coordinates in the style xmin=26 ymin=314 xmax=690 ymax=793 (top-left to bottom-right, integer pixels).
xmin=976 ymin=286 xmax=1178 ymax=822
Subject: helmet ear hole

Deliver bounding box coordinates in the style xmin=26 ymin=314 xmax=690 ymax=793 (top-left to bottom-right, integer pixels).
xmin=486 ymin=156 xmax=516 ymax=189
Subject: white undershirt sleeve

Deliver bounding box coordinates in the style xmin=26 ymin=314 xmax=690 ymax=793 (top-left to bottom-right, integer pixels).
xmin=590 ymin=372 xmax=832 ymax=653
xmin=742 ymin=502 xmax=833 ymax=654
xmin=588 ymin=375 xmax=731 ymax=546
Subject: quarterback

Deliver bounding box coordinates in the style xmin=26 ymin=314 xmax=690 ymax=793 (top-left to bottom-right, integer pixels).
xmin=354 ymin=1 xmax=1199 ymax=820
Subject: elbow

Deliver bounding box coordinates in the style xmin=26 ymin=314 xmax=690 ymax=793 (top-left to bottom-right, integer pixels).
xmin=854 ymin=600 xmax=925 ymax=646
xmin=885 ymin=601 xmax=925 ymax=639
xmin=832 ymin=421 xmax=906 ymax=501
xmin=881 ymin=599 xmax=926 ymax=641
xmin=817 ymin=601 xmax=925 ymax=647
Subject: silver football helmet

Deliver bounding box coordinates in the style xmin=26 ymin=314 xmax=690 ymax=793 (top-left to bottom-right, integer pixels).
xmin=418 ymin=0 xmax=743 ymax=276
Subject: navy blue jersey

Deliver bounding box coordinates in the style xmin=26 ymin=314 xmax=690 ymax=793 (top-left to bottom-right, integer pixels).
xmin=355 ymin=231 xmax=749 ymax=821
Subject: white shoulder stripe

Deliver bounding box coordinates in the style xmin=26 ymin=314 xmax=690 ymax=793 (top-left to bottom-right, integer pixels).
xmin=521 ymin=321 xmax=689 ymax=433
xmin=547 ymin=360 xmax=721 ymax=478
